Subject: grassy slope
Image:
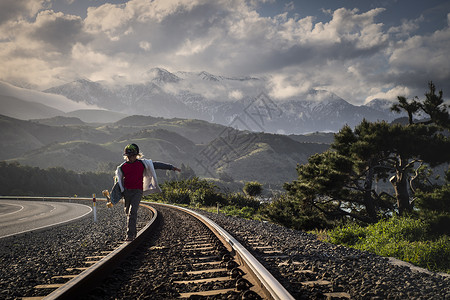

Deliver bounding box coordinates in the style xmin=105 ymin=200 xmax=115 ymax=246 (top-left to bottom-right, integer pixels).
xmin=2 ymin=114 xmax=329 ymax=186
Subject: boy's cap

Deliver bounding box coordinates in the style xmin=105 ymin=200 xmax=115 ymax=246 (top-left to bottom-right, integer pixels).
xmin=124 ymin=143 xmax=139 ymax=156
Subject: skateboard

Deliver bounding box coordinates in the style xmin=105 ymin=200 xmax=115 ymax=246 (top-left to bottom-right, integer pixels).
xmin=102 ymin=181 xmax=122 ymax=207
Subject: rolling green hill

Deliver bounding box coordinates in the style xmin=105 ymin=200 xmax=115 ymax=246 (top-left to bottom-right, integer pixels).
xmin=204 ymin=132 xmax=329 ymax=184
xmin=32 ymin=116 xmax=86 ymax=126
xmin=11 ymin=141 xmax=119 ymax=172
xmin=0 ymin=114 xmax=330 ymax=189
xmin=288 ymin=132 xmax=335 ymax=144
xmin=114 ymin=115 xmax=230 ymax=144
xmin=65 ymin=109 xmax=128 ymax=123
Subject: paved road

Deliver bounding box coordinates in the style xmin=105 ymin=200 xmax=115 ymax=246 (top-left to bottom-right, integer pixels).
xmin=0 ymin=200 xmax=92 ymax=239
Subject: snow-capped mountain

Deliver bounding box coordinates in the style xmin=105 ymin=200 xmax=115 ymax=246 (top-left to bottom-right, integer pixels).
xmin=146 ymin=68 xmax=181 ymax=84
xmin=42 ymin=68 xmax=403 ymax=134
xmin=365 ymin=98 xmax=404 ymax=118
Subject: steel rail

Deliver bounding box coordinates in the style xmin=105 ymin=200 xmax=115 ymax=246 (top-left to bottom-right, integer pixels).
xmin=42 ymin=202 xmax=157 ymax=300
xmin=1 ymin=196 xmax=158 ymax=299
xmin=153 ymin=202 xmax=295 ymax=300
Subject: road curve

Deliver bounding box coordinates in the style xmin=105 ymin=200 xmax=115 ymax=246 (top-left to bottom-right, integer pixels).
xmin=0 ymin=200 xmax=92 ymax=239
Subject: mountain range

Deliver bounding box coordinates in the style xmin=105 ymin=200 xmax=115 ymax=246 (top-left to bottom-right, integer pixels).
xmin=40 ymin=68 xmax=404 ymax=134
xmin=1 ymin=69 xmax=405 ymax=134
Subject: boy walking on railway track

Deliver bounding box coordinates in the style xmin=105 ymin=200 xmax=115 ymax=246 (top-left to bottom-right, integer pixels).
xmin=116 ymin=143 xmax=180 ymax=241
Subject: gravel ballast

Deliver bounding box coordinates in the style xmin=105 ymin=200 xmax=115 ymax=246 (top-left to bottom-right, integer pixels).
xmin=1 ymin=200 xmax=449 ymax=299
xmin=196 ymin=209 xmax=450 ymax=299
xmin=0 ymin=199 xmax=152 ymax=300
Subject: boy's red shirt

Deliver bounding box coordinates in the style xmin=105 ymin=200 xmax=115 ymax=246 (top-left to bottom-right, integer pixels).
xmin=121 ymin=160 xmax=145 ymax=190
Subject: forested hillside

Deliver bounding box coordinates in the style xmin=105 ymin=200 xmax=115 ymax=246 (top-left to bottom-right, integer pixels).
xmin=0 ymin=162 xmax=111 ymax=197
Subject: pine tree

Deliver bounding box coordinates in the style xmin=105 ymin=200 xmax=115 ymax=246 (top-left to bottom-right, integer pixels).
xmin=421 ymin=81 xmax=449 ymax=129
xmin=285 ymin=119 xmax=450 ymax=222
xmin=391 ymin=96 xmax=420 ymax=125
xmin=243 ymin=181 xmax=263 ymax=197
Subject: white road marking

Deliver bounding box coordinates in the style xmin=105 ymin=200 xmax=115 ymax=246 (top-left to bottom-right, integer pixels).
xmin=0 ymin=201 xmax=93 ymax=239
xmin=0 ymin=203 xmax=24 ymax=216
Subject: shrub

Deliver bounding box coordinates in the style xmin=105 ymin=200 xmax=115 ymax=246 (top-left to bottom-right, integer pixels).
xmin=227 ymin=193 xmax=260 ymax=209
xmin=328 ymin=224 xmax=367 ymax=246
xmin=243 ymin=181 xmax=263 ymax=197
xmin=164 ymin=188 xmax=191 ymax=204
xmin=146 ymin=177 xmax=227 ymax=207
xmin=368 ymin=216 xmax=428 ymax=242
xmin=261 ymin=194 xmax=334 ymax=231
xmin=191 ymin=188 xmax=227 ymax=207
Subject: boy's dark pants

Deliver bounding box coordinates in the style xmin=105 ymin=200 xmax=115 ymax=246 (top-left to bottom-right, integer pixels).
xmin=123 ymin=189 xmax=143 ymax=239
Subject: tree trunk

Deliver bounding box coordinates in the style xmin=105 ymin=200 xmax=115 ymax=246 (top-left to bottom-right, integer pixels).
xmin=363 ymin=161 xmax=377 ymax=222
xmin=390 ymin=160 xmax=412 ymax=215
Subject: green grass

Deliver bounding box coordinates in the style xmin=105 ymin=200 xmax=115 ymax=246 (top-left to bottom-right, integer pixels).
xmin=216 ymin=205 xmax=263 ymax=220
xmin=327 ymin=216 xmax=450 ymax=273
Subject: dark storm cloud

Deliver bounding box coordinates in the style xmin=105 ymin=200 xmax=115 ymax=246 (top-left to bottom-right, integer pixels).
xmin=0 ymin=0 xmax=45 ymax=26
xmin=28 ymin=11 xmax=91 ymax=53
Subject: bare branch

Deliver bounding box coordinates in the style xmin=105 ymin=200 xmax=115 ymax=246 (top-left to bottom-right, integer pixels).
xmin=409 ymin=161 xmax=424 ymax=194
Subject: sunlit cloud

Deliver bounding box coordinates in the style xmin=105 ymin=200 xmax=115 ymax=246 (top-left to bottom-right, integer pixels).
xmin=365 ymin=86 xmax=412 ymax=103
xmin=0 ymin=0 xmax=448 ymax=103
xmin=229 ymin=89 xmax=243 ymax=100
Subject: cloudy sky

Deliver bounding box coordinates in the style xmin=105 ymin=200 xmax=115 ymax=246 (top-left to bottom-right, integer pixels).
xmin=1 ymin=0 xmax=449 ymax=105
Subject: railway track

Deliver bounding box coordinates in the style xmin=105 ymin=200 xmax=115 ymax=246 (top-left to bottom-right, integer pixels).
xmin=3 ymin=197 xmax=449 ymax=299
xmin=48 ymin=203 xmax=295 ymax=299
xmin=6 ymin=199 xmax=294 ymax=299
